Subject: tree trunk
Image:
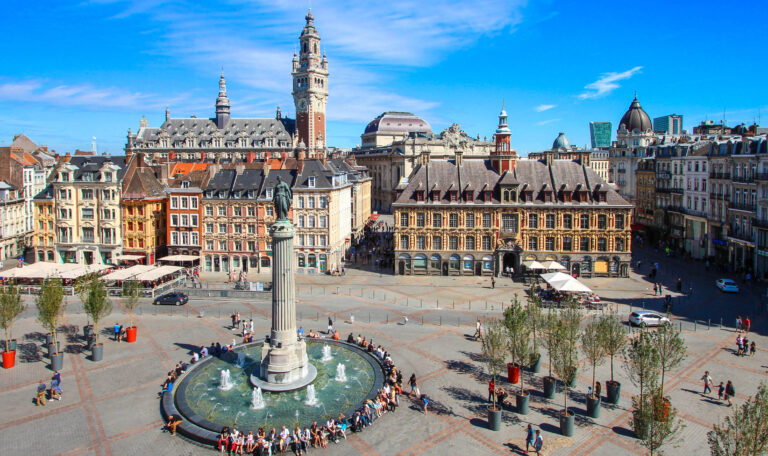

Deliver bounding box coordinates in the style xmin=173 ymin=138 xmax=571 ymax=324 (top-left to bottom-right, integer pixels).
xmin=610 ymin=355 xmax=614 ymax=383
xmin=564 ymin=384 xmax=569 ymax=414
xmin=591 ymin=361 xmax=596 ymax=395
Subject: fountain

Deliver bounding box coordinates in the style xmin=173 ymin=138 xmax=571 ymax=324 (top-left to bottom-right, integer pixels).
xmin=321 ymin=345 xmax=333 ymax=362
xmin=304 ymin=384 xmax=318 ymax=406
xmin=236 ymin=352 xmax=246 ymax=368
xmin=335 ymin=364 xmax=347 ymax=382
xmin=251 ymin=387 xmax=266 ymax=410
xmin=219 ymin=369 xmax=233 ymax=391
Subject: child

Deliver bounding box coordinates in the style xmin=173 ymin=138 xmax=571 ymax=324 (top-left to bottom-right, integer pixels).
xmin=750 ymin=341 xmax=757 ymax=356
xmin=422 ymin=394 xmax=429 ymax=415
xmin=717 ymin=382 xmax=725 ymax=401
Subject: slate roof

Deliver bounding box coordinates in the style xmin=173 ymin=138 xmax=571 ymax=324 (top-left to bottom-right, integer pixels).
xmin=394 ymin=158 xmax=631 ymax=207
xmin=135 ymin=118 xmax=295 ymax=145
xmin=261 ymin=169 xmax=297 ymax=199
xmin=57 ymin=156 xmax=127 ymax=182
xmin=34 ymin=185 xmax=54 ymax=201
xmin=121 ymin=158 xmax=166 ymax=200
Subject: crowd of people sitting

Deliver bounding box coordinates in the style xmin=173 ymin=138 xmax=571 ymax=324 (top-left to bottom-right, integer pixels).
xmin=165 ymin=328 xmax=424 ymax=454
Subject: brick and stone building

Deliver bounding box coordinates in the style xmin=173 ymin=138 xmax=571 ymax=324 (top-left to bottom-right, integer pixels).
xmin=120 ymin=153 xmax=167 ymax=264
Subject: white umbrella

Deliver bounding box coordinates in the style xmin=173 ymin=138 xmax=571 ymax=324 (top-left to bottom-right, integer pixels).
xmin=523 ymin=260 xmax=547 ymax=270
xmin=540 ymin=271 xmax=574 ymax=286
xmin=554 ymin=279 xmax=592 ymax=293
xmin=541 ymin=260 xmax=566 ymax=271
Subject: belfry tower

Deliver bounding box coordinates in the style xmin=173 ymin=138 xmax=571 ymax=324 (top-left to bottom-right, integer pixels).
xmin=292 ymin=11 xmax=329 ymax=158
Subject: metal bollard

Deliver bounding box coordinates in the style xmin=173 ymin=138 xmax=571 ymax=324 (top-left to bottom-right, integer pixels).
xmin=469 ymin=301 xmax=471 ymax=310
xmin=708 ymin=319 xmax=710 ymax=330
xmin=452 ymin=300 xmax=455 ymax=309
xmin=695 ymin=320 xmax=697 ymax=331
xmin=420 ymin=299 xmax=423 ymax=308
xmin=457 ymin=317 xmax=460 ymax=327
xmin=720 ymin=318 xmax=723 ymax=329
xmin=368 ymin=312 xmax=371 ymax=323
xmin=439 ymin=316 xmax=442 ymax=326
xmin=386 ymin=315 xmax=388 ymax=324
xmin=421 ymin=316 xmax=424 ymax=325
xmin=485 ymin=301 xmax=488 ymax=309
xmin=316 ymin=312 xmax=319 ymax=321
xmin=679 ymin=322 xmax=682 ymax=331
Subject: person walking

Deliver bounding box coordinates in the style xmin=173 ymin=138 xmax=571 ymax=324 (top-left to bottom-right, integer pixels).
xmin=525 ymin=424 xmax=535 ymax=453
xmin=327 ymin=316 xmax=334 ymax=334
xmin=725 ymin=380 xmax=735 ymax=407
xmin=658 ymin=283 xmax=663 ymax=295
xmin=736 ymin=316 xmax=742 ymax=331
xmin=534 ymin=430 xmax=543 ymax=455
xmin=744 ymin=316 xmax=751 ymax=333
xmin=491 ymin=277 xmax=496 ymax=289
xmin=473 ymin=320 xmax=482 ymax=341
xmin=595 ymin=381 xmax=602 ymax=399
xmin=422 ymin=393 xmax=429 ymax=415
xmin=717 ymin=382 xmax=725 ymax=401
xmin=231 ymin=312 xmax=237 ymax=329
xmin=701 ymin=371 xmax=713 ymax=395
xmin=653 ymin=283 xmax=658 ymax=296
xmin=35 ymin=379 xmax=47 ymax=406
xmin=408 ymin=374 xmax=420 ymax=399
xmin=750 ymin=341 xmax=756 ymax=356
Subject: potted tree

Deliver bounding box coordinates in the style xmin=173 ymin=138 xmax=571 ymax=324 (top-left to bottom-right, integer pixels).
xmin=0 ymin=285 xmax=24 ymax=368
xmin=639 ymin=386 xmax=686 ymax=455
xmin=625 ymin=329 xmax=660 ymax=438
xmin=74 ymin=273 xmax=97 ymax=342
xmin=648 ymin=322 xmax=686 ymax=421
xmin=707 ymin=381 xmax=768 ymax=455
xmin=36 ymin=278 xmax=65 ymax=371
xmin=526 ymin=285 xmax=542 ymax=373
xmin=481 ymin=319 xmax=508 ymax=431
xmin=600 ymin=310 xmax=628 ymax=404
xmin=541 ymin=309 xmax=560 ymax=399
xmin=551 ymin=301 xmax=582 ymax=436
xmin=122 ymin=280 xmax=141 ymax=343
xmin=83 ymin=278 xmax=112 ymax=362
xmin=581 ymin=315 xmax=607 ymax=418
xmin=504 ymin=296 xmax=532 ymax=415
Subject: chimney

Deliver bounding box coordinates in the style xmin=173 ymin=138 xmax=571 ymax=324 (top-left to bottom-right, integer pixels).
xmin=455 ymin=149 xmax=463 ymax=167
xmin=246 ymin=151 xmax=255 ymax=163
xmin=136 ymin=152 xmax=146 ymax=167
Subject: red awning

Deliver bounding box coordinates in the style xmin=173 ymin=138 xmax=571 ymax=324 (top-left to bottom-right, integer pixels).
xmin=630 ymin=224 xmax=648 ymax=231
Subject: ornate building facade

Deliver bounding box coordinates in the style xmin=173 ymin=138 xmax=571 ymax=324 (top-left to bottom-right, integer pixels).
xmin=120 ymin=154 xmax=167 ymax=264
xmin=32 ymin=185 xmax=55 ymax=262
xmin=393 ymin=112 xmax=633 ymax=278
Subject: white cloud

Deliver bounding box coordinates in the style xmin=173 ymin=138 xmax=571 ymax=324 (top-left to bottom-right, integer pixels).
xmin=0 ymin=78 xmax=199 ymax=112
xmin=536 ymin=118 xmax=560 ymax=126
xmin=535 ymin=104 xmax=556 ymax=112
xmin=578 ymin=66 xmax=643 ymax=100
xmin=85 ymin=0 xmax=527 ymax=123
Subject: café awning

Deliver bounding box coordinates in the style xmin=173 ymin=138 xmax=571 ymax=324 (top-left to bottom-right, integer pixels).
xmin=523 ymin=260 xmax=546 ymax=270
xmin=158 ymin=255 xmax=199 ymax=262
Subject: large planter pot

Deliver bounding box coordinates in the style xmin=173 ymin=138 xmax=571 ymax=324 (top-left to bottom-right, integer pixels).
xmin=633 ymin=413 xmax=649 ymax=439
xmin=83 ymin=325 xmax=94 ymax=341
xmin=516 ymin=392 xmax=530 ymax=415
xmin=567 ymin=368 xmax=578 ymax=388
xmin=586 ymin=395 xmax=601 ymax=418
xmin=507 ymin=363 xmax=521 ymax=384
xmin=126 ymin=326 xmax=137 ymax=343
xmin=50 ymin=352 xmax=64 ymax=371
xmin=47 ymin=342 xmax=60 ymax=358
xmin=529 ymin=353 xmax=541 ymax=373
xmin=45 ymin=333 xmax=53 ymax=345
xmin=91 ymin=343 xmax=104 ymax=362
xmin=487 ymin=406 xmax=502 ymax=431
xmin=1 ymin=339 xmax=16 ymax=352
xmin=2 ymin=350 xmax=16 ymax=369
xmin=606 ymin=381 xmax=621 ymax=404
xmin=543 ymin=376 xmax=557 ymax=399
xmin=559 ymin=410 xmax=575 ymax=436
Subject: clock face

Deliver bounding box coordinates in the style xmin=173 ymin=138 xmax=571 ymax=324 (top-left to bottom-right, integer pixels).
xmin=298 ymin=99 xmax=307 ymax=112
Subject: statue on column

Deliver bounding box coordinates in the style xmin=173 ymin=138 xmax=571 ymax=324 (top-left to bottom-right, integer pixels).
xmin=273 ymin=176 xmax=292 ymax=222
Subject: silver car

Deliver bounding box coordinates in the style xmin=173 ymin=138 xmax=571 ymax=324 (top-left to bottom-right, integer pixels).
xmin=629 ymin=311 xmax=670 ymax=327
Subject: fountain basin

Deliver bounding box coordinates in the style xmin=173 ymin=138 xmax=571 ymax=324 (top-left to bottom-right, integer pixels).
xmin=163 ymin=339 xmax=384 ymax=446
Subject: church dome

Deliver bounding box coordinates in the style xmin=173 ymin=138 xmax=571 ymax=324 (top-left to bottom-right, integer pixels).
xmin=364 ymin=112 xmax=431 ymax=135
xmin=552 ymin=132 xmax=570 ymax=150
xmin=619 ymin=96 xmax=652 ymax=133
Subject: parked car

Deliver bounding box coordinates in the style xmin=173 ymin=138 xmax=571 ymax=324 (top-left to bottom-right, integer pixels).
xmin=629 ymin=311 xmax=670 ymax=327
xmin=153 ymin=292 xmax=188 ymax=306
xmin=715 ymin=278 xmax=739 ymax=293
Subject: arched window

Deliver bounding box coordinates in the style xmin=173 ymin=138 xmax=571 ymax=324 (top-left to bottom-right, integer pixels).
xmin=615 ymin=237 xmax=625 ymax=252
xmin=298 ymin=254 xmax=305 ymax=268
xmin=414 ymin=254 xmax=427 ymax=269
xmin=462 ymin=255 xmax=474 ymax=271
xmin=303 ymin=42 xmax=307 ymax=53
xmin=430 ymin=254 xmax=441 ymax=270
xmin=449 ymin=254 xmax=460 ymax=270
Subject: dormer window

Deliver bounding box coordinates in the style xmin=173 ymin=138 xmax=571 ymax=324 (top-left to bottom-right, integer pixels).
xmin=484 ymin=190 xmax=492 ymax=202
xmin=266 ymin=188 xmax=274 ymax=199
xmin=563 ymin=191 xmax=572 ymax=202
xmin=464 ymin=190 xmax=474 ymax=201
xmin=104 ymin=172 xmax=113 ymax=182
xmin=449 ymin=191 xmax=458 ymax=202
xmin=181 ymin=181 xmax=190 ymax=189
xmin=60 ymin=172 xmax=69 ymax=182
xmin=598 ymin=192 xmax=607 ymax=202
xmin=308 ymin=176 xmax=316 ymax=188
xmin=544 ymin=191 xmax=553 ymax=202
xmin=415 ymin=190 xmax=425 ymax=202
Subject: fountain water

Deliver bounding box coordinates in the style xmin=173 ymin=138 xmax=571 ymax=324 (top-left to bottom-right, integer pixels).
xmin=236 ymin=352 xmax=246 ymax=368
xmin=304 ymin=384 xmax=318 ymax=406
xmin=251 ymin=387 xmax=266 ymax=410
xmin=335 ymin=364 xmax=347 ymax=382
xmin=219 ymin=369 xmax=234 ymax=391
xmin=321 ymin=345 xmax=333 ymax=362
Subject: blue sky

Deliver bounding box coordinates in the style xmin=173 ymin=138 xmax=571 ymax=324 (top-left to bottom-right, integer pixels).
xmin=2 ymin=0 xmax=767 ymax=155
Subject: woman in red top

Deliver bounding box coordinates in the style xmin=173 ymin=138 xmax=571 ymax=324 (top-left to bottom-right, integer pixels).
xmin=488 ymin=379 xmax=495 ymax=402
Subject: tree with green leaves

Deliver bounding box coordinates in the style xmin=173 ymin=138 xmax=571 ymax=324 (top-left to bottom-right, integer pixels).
xmin=122 ymin=280 xmax=142 ymax=328
xmin=503 ymin=294 xmax=532 ymax=395
xmin=625 ymin=330 xmax=661 ymax=434
xmin=637 ymin=386 xmax=686 ymax=455
xmin=600 ymin=310 xmax=628 ymax=386
xmin=0 ymin=285 xmax=24 ymax=351
xmin=581 ymin=315 xmax=606 ymax=398
xmin=481 ymin=318 xmax=509 ymax=411
xmin=551 ymin=300 xmax=582 ymax=415
xmin=74 ymin=273 xmax=99 ymax=325
xmin=541 ymin=309 xmax=560 ymax=379
xmin=83 ymin=278 xmax=112 ymax=345
xmin=707 ymin=382 xmax=768 ymax=456
xmin=526 ymin=285 xmax=542 ymax=366
xmin=36 ymin=278 xmax=65 ymax=352
xmin=648 ymin=323 xmax=687 ymax=395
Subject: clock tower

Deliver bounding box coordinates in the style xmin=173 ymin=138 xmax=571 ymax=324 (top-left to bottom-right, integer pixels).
xmin=292 ymin=11 xmax=328 ymax=158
